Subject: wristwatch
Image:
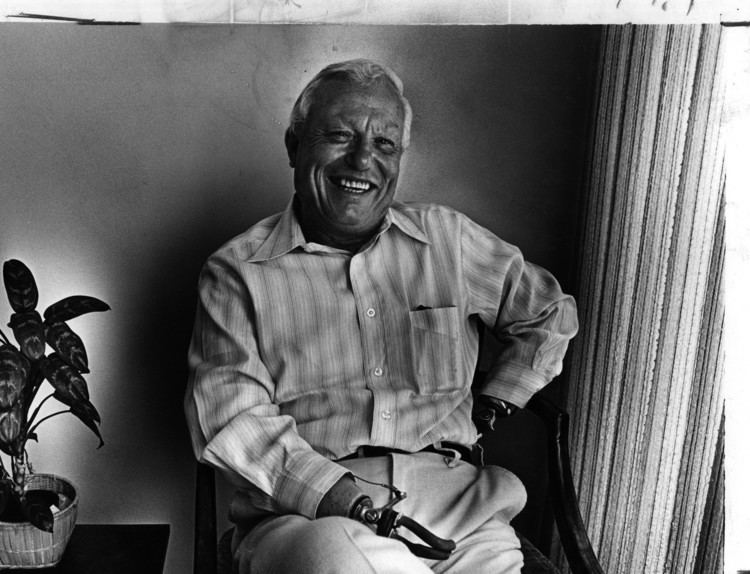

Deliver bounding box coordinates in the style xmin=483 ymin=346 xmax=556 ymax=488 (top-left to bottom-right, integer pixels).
xmin=473 ymin=394 xmax=519 ymax=432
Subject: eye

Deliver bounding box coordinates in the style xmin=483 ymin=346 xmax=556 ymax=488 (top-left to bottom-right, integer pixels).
xmin=327 ymin=130 xmax=353 ymax=143
xmin=374 ymin=136 xmax=399 ymax=154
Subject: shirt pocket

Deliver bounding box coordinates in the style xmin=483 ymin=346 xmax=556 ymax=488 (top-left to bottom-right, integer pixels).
xmin=408 ymin=306 xmax=460 ymax=392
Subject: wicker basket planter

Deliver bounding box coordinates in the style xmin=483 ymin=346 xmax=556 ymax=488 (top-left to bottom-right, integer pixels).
xmin=0 ymin=474 xmax=78 ymax=569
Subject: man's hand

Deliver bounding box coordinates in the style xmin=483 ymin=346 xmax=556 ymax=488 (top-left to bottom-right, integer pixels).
xmin=472 ymin=394 xmax=519 ymax=433
xmin=316 ymin=475 xmax=371 ymax=519
xmin=318 ymin=476 xmax=456 ymax=560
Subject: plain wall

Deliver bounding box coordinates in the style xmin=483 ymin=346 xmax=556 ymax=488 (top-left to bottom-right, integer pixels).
xmin=0 ymin=24 xmax=598 ymax=573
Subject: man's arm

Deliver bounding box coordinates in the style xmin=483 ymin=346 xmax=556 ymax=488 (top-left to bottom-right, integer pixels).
xmin=461 ymin=214 xmax=579 ymax=409
xmin=316 ymin=475 xmax=370 ymax=518
xmin=184 ymin=249 xmax=354 ymax=519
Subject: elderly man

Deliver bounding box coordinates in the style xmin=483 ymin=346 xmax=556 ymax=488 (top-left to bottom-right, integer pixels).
xmin=185 ymin=59 xmax=578 ymax=573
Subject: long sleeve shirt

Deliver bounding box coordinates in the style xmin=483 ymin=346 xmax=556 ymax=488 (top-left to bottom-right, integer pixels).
xmin=184 ymin=200 xmax=578 ymax=521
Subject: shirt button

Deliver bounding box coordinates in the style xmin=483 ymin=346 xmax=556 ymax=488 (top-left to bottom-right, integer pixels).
xmin=366 ymin=308 xmax=376 ymax=318
xmin=381 ymin=410 xmax=392 ymax=420
xmin=373 ymin=367 xmax=384 ymax=377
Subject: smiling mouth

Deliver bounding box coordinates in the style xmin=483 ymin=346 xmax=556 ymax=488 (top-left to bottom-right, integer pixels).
xmin=329 ymin=176 xmax=376 ymax=194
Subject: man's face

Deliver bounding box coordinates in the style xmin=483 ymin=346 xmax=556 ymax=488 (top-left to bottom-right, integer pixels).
xmin=287 ymin=79 xmax=405 ymax=246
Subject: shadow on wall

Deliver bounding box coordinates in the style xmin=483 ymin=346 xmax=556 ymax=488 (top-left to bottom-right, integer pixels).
xmin=120 ymin=177 xmax=286 ymax=450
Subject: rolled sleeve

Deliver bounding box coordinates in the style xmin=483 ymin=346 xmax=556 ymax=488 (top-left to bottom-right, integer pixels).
xmin=480 ymin=362 xmax=550 ymax=408
xmin=461 ymin=214 xmax=579 ymax=407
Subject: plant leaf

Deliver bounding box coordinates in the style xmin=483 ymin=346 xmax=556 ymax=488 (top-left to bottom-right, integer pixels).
xmin=2 ymin=260 xmax=38 ymax=313
xmin=43 ymin=295 xmax=110 ymax=323
xmin=0 ymin=345 xmax=30 ymax=409
xmin=21 ymin=362 xmax=45 ymax=414
xmin=0 ymin=406 xmax=24 ymax=456
xmin=22 ymin=490 xmax=58 ymax=533
xmin=43 ymin=355 xmax=103 ymax=444
xmin=41 ymin=353 xmax=90 ymax=403
xmin=67 ymin=399 xmax=104 ymax=448
xmin=59 ymin=392 xmax=100 ymax=423
xmin=8 ymin=311 xmax=45 ymax=361
xmin=43 ymin=321 xmax=88 ymax=373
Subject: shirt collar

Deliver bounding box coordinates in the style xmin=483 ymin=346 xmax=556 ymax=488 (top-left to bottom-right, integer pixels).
xmin=246 ymin=199 xmax=306 ymax=262
xmin=387 ymin=202 xmax=430 ymax=245
xmin=247 ymin=198 xmax=430 ymax=263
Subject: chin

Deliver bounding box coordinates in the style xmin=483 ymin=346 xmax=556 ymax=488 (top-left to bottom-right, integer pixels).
xmin=330 ymin=218 xmax=371 ymax=235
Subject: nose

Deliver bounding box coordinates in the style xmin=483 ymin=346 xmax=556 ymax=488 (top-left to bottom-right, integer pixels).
xmin=346 ymin=138 xmax=372 ymax=171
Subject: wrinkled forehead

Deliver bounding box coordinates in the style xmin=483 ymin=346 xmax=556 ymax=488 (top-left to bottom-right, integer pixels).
xmin=307 ymin=78 xmax=405 ymax=130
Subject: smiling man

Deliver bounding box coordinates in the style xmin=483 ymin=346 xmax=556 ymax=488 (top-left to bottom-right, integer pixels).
xmin=185 ymin=60 xmax=578 ymax=573
xmin=287 ymin=75 xmax=404 ymax=251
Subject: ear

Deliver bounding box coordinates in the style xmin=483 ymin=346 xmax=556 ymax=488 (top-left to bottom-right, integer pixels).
xmin=285 ymin=128 xmax=299 ymax=168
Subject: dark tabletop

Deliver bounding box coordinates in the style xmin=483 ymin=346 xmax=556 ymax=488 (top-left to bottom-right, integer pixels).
xmin=3 ymin=524 xmax=170 ymax=573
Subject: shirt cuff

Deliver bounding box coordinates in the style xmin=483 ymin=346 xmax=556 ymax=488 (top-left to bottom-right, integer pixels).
xmin=275 ymin=452 xmax=351 ymax=519
xmin=479 ymin=361 xmax=549 ymax=408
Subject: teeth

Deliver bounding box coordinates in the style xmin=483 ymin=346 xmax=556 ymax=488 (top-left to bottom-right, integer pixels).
xmin=336 ymin=178 xmax=371 ymax=192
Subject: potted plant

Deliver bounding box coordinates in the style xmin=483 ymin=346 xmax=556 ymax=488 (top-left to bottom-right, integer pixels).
xmin=0 ymin=259 xmax=109 ymax=568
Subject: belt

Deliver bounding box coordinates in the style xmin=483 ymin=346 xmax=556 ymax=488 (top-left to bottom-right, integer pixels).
xmin=337 ymin=442 xmax=483 ymax=465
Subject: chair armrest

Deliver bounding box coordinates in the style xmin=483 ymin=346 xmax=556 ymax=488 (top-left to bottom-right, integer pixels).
xmin=195 ymin=462 xmax=218 ymax=574
xmin=526 ymin=395 xmax=605 ymax=574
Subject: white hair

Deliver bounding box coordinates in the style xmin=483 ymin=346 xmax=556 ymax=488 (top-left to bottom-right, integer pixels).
xmin=287 ymin=59 xmax=412 ymax=149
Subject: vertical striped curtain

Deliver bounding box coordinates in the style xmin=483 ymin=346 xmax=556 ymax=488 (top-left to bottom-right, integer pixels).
xmin=560 ymin=25 xmax=725 ymax=574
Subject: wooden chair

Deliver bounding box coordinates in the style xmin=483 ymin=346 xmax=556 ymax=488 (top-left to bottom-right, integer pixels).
xmin=192 ymin=391 xmax=604 ymax=574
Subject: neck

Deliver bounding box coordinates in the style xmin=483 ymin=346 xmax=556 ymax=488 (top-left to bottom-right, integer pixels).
xmin=308 ymin=230 xmax=370 ymax=252
xmin=294 ymin=199 xmax=381 ymax=252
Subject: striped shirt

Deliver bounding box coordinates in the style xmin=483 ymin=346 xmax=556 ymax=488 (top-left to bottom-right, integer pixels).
xmin=185 ymin=200 xmax=578 ymax=520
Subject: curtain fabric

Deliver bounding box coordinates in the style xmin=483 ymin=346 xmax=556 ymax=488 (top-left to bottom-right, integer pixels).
xmin=560 ymin=24 xmax=725 ymax=574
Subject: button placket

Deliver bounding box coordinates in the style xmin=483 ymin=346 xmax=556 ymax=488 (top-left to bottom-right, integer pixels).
xmin=370 ymin=392 xmax=397 ymax=444
xmin=350 ymin=251 xmax=387 ymax=393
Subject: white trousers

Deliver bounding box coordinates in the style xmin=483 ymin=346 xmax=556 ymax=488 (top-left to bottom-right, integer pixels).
xmin=232 ymin=452 xmax=527 ymax=573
